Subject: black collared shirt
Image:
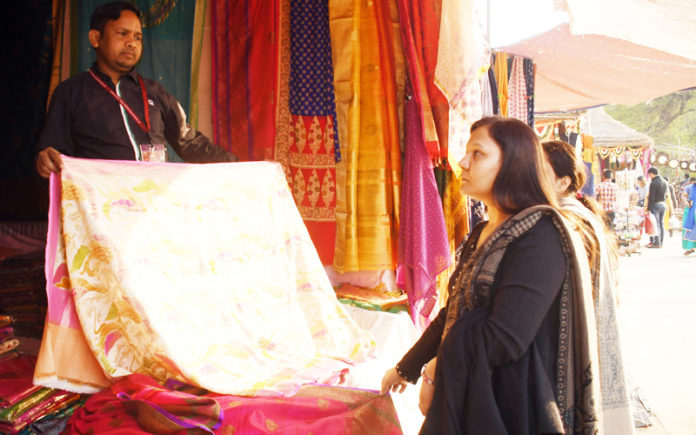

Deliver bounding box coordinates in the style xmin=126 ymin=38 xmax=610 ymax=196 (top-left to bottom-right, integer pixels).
xmin=37 ymin=64 xmax=237 ymax=163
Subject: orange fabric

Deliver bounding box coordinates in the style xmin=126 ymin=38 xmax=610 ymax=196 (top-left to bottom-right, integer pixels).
xmin=34 ymin=323 xmax=109 ymax=392
xmin=330 ymin=0 xmax=403 ymax=272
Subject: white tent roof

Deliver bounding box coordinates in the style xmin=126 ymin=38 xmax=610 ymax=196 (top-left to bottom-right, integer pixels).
xmin=496 ymin=1 xmax=696 ymax=112
xmin=586 ymin=107 xmax=654 ymax=148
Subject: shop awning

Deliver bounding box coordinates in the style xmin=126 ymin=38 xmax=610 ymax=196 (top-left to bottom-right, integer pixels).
xmin=498 ymin=23 xmax=696 ymax=113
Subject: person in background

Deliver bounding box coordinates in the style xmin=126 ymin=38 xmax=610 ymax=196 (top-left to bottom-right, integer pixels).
xmin=635 ymin=175 xmax=647 ymax=207
xmin=36 ymin=1 xmax=237 ymax=178
xmin=595 ymin=169 xmax=618 ymax=230
xmin=663 ymin=177 xmax=678 ymax=237
xmin=645 ymin=167 xmax=671 ymax=248
xmin=682 ymin=177 xmax=696 ymax=255
xmin=381 ymin=117 xmax=600 ymax=434
xmin=542 ymin=140 xmax=635 ymax=434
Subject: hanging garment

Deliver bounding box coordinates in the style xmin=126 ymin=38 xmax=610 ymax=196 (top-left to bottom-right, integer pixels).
xmin=329 ymin=0 xmax=403 ymax=273
xmin=507 ymin=56 xmax=528 ymax=123
xmin=396 ymin=0 xmax=449 ymax=163
xmin=396 ymin=98 xmax=451 ymax=329
xmin=284 ymin=0 xmax=339 ymax=265
xmin=34 ymin=157 xmax=375 ymax=396
xmin=493 ymin=52 xmax=509 ymax=117
xmin=211 ymin=1 xmax=278 ymax=161
xmin=523 ymin=58 xmax=535 ymax=126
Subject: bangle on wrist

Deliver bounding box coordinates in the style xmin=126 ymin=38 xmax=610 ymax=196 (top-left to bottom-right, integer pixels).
xmin=421 ymin=367 xmax=435 ymax=386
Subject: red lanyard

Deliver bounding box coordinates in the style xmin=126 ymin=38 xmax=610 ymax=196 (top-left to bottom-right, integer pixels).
xmin=89 ymin=69 xmax=150 ymax=133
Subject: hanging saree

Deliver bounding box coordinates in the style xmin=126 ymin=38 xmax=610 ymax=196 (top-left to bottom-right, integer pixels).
xmin=329 ymin=0 xmax=403 ymax=273
xmin=211 ymin=1 xmax=278 ymax=161
xmin=283 ymin=0 xmax=340 ymax=265
xmin=507 ymin=56 xmax=528 ymax=123
xmin=34 ymin=157 xmax=375 ymax=396
xmin=393 ymin=1 xmax=451 ymax=327
xmin=493 ymin=52 xmax=509 ymax=117
xmin=397 ymin=98 xmax=451 ymax=329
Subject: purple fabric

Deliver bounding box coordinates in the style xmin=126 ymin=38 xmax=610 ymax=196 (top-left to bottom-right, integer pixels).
xmin=396 ymin=98 xmax=451 ymax=329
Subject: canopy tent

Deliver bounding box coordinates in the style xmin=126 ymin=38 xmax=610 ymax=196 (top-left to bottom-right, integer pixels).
xmin=586 ymin=107 xmax=654 ymax=149
xmin=497 ymin=23 xmax=696 ymax=113
xmin=495 ymin=0 xmax=696 ymax=112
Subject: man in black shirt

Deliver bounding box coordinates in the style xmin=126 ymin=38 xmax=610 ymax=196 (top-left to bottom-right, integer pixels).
xmin=645 ymin=167 xmax=669 ymax=248
xmin=36 ymin=1 xmax=237 ymax=178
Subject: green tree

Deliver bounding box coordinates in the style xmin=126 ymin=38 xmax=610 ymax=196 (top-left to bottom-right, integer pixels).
xmin=605 ymin=90 xmax=696 ymax=149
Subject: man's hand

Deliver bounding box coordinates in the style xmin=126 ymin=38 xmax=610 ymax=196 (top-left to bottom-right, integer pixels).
xmin=36 ymin=147 xmax=64 ymax=178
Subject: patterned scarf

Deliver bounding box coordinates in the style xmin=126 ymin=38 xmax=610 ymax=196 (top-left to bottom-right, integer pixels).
xmin=442 ymin=205 xmax=600 ymax=433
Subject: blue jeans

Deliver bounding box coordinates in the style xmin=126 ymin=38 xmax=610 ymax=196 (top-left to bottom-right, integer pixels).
xmin=650 ymin=202 xmax=666 ymax=246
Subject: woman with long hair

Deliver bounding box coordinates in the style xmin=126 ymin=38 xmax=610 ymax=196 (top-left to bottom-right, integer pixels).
xmin=381 ymin=118 xmax=600 ymax=434
xmin=543 ymin=140 xmax=634 ymax=434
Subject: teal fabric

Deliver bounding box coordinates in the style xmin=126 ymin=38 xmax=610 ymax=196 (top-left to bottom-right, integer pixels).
xmin=682 ymin=206 xmax=696 ymax=250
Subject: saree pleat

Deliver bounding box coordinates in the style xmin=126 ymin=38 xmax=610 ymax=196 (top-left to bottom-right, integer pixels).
xmin=330 ymin=0 xmax=403 ymax=273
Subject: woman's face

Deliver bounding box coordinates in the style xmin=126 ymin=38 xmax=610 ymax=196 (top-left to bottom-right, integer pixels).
xmin=542 ymin=155 xmax=571 ymax=200
xmin=458 ymin=126 xmax=502 ymax=204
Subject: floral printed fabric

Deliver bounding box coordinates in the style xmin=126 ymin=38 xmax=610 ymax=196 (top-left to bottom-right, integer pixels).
xmin=34 ymin=157 xmax=375 ymax=396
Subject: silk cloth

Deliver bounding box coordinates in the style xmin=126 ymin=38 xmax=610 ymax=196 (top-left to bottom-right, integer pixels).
xmin=396 ymin=0 xmax=448 ymax=162
xmin=396 ymin=99 xmax=451 ymax=329
xmin=34 ymin=157 xmax=375 ymax=396
xmin=65 ymin=373 xmax=402 ymax=434
xmin=211 ymin=0 xmax=278 ymax=161
xmin=493 ymin=52 xmax=509 ymax=118
xmin=284 ymin=0 xmax=339 ymax=265
xmin=329 ymin=0 xmax=403 ymax=273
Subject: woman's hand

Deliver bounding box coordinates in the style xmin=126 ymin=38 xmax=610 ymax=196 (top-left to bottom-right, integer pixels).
xmin=380 ymin=367 xmax=408 ymax=395
xmin=418 ymin=358 xmax=437 ymax=416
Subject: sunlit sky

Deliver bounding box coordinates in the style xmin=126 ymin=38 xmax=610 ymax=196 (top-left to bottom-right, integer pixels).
xmin=488 ymin=0 xmax=568 ymax=48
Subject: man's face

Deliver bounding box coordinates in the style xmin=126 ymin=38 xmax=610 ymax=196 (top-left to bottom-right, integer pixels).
xmin=91 ymin=10 xmax=143 ymax=75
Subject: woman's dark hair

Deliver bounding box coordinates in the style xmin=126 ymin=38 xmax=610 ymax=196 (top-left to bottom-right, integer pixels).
xmin=543 ymin=140 xmax=586 ymax=194
xmin=542 ymin=139 xmax=606 ymax=218
xmin=542 ymin=140 xmax=618 ymax=278
xmin=470 ymin=117 xmax=557 ymax=214
xmin=90 ymin=1 xmax=141 ymax=33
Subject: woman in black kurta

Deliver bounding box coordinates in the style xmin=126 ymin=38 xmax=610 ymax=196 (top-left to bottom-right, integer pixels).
xmin=381 ymin=117 xmax=600 ymax=434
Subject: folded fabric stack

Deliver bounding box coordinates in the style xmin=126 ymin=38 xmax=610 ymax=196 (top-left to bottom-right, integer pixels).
xmin=0 ymin=253 xmax=47 ymax=338
xmin=0 ymin=315 xmax=19 ymax=364
xmin=335 ymin=283 xmax=408 ymax=313
xmin=0 ymin=354 xmax=83 ymax=434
